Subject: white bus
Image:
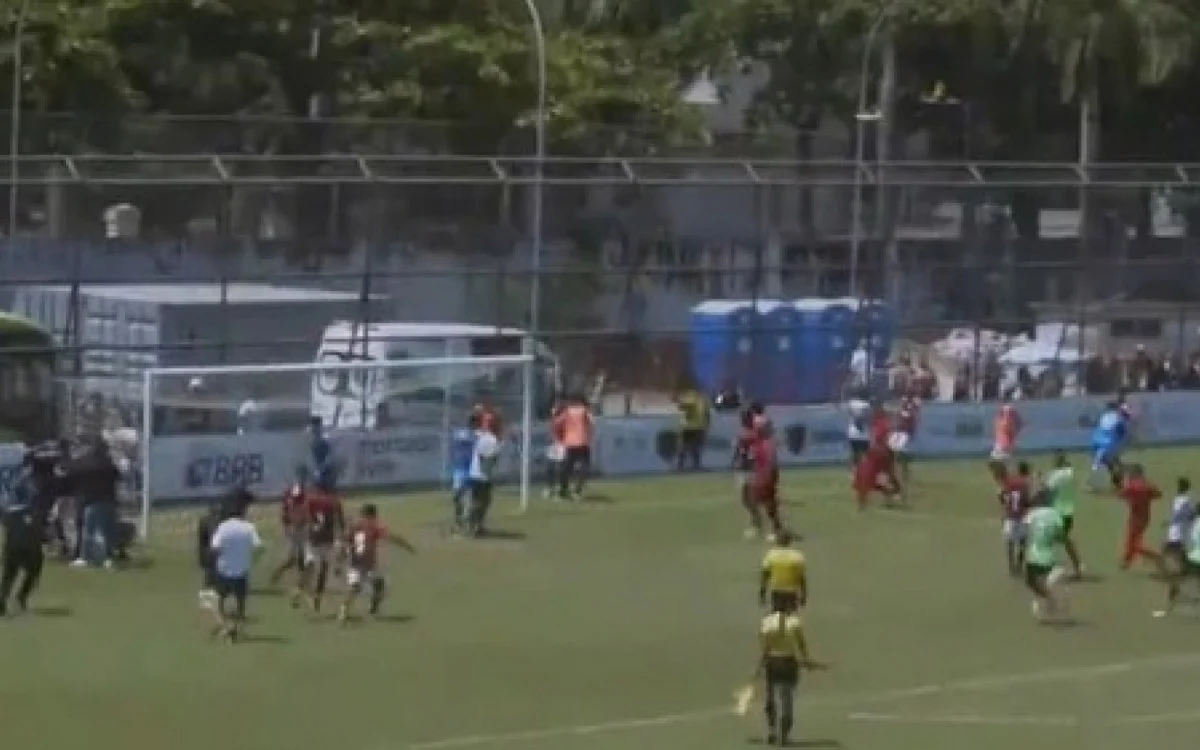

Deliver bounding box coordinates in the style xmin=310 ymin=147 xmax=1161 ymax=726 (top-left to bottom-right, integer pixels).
xmin=311 ymin=321 xmax=561 ymax=430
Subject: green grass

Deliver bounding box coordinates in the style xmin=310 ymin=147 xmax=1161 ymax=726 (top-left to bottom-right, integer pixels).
xmin=5 ymin=447 xmax=1200 ymax=750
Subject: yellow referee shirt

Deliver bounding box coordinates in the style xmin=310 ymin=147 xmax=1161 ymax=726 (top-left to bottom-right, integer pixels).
xmin=762 ymin=547 xmax=806 ymax=594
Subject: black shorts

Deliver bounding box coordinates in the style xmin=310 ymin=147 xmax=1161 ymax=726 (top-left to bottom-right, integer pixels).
xmin=680 ymin=429 xmax=705 ymax=452
xmin=764 ymin=655 xmax=800 ymax=689
xmin=769 ymin=590 xmax=799 ymax=614
xmin=564 ymin=445 xmax=591 ymax=468
xmin=1061 ymin=515 xmax=1074 ymax=537
xmin=1163 ymin=541 xmax=1188 ymax=569
xmin=1024 ymin=562 xmax=1053 ymax=589
xmin=215 ymin=574 xmax=249 ymax=612
xmin=849 ymin=439 xmax=869 ymax=464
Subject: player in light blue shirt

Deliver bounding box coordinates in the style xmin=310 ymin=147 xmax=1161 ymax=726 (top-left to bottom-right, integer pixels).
xmin=449 ymin=414 xmax=478 ymax=530
xmin=1088 ymin=402 xmax=1127 ymax=492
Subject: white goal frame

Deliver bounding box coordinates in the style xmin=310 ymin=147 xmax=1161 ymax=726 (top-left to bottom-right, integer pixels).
xmin=139 ymin=353 xmax=537 ymax=538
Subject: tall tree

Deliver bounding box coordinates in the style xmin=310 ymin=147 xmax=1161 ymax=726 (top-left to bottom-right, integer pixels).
xmin=1002 ymin=0 xmax=1196 ymax=294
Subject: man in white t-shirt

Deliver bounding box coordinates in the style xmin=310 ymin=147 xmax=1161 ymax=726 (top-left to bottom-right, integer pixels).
xmin=209 ymin=503 xmax=263 ymax=642
xmin=465 ymin=425 xmax=501 ymax=538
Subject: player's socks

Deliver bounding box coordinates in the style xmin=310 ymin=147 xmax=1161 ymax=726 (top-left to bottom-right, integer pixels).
xmin=369 ymin=579 xmax=386 ymax=614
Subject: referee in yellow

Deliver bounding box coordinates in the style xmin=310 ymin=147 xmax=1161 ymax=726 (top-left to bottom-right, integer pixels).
xmin=754 ymin=597 xmax=813 ymax=745
xmin=759 ymin=530 xmax=806 ymax=612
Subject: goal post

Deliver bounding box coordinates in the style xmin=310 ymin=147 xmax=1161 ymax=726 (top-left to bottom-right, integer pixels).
xmin=137 ymin=352 xmax=538 ymax=538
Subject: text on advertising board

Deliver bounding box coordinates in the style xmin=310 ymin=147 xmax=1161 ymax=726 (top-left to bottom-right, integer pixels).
xmin=185 ymin=452 xmax=265 ymax=490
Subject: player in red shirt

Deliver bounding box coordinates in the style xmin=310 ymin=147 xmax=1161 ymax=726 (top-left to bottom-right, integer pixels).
xmin=1118 ymin=464 xmax=1162 ymax=570
xmin=998 ymin=462 xmax=1033 ymax=577
xmin=269 ymin=468 xmax=309 ymax=589
xmin=337 ymin=504 xmax=415 ymax=623
xmin=296 ymin=487 xmax=346 ymax=612
xmin=893 ymin=394 xmax=920 ymax=486
xmin=749 ymin=421 xmax=784 ymax=538
xmin=853 ymin=404 xmax=900 ymax=510
xmin=732 ymin=408 xmax=764 ymax=538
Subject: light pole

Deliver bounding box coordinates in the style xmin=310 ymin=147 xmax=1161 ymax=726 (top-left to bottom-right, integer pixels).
xmin=517 ymin=0 xmax=546 ymax=511
xmin=849 ymin=9 xmax=894 ymax=298
xmin=8 ymin=0 xmax=29 ymax=236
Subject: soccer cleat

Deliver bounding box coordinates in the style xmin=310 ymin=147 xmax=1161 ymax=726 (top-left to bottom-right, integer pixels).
xmin=1153 ymin=609 xmax=1169 ymax=618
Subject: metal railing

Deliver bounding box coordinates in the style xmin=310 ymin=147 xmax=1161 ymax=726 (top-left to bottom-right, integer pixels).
xmin=2 ymin=154 xmax=1200 ymax=186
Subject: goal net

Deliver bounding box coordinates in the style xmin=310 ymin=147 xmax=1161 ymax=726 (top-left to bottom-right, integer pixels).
xmin=135 ymin=352 xmax=539 ymax=538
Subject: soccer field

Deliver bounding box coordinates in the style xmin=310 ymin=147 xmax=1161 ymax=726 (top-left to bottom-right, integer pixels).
xmin=4 ymin=447 xmax=1200 ymax=750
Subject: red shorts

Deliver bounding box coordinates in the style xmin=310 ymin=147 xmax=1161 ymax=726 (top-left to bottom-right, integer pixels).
xmin=854 ymin=455 xmax=893 ymax=494
xmin=750 ymin=476 xmax=779 ymax=508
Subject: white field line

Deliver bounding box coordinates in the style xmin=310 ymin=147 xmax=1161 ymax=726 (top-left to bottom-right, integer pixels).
xmin=848 ymin=712 xmax=1078 ymax=727
xmin=401 ymin=650 xmax=1200 ymax=749
xmin=847 ymin=708 xmax=1200 ymax=728
xmin=1113 ymin=709 xmax=1200 ymax=725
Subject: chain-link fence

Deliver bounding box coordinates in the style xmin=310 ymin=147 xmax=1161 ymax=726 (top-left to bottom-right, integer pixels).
xmin=2 ymin=152 xmax=1200 ymax=440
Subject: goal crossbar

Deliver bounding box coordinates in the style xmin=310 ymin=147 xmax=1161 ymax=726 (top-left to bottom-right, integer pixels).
xmin=138 ymin=352 xmax=538 ymax=537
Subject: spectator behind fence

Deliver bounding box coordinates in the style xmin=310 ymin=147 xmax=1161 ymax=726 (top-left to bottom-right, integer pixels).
xmin=68 ymin=437 xmax=123 ymax=569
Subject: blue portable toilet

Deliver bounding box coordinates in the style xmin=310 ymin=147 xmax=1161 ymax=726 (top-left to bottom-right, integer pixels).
xmin=792 ymin=299 xmax=828 ymax=403
xmin=759 ymin=300 xmax=802 ymax=403
xmin=814 ymin=298 xmax=857 ymax=402
xmin=857 ymin=299 xmax=895 ymax=374
xmin=729 ymin=302 xmax=761 ymax=399
xmin=689 ymin=300 xmax=740 ymax=395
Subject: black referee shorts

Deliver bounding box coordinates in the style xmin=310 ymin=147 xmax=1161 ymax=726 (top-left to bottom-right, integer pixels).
xmin=764 ymin=655 xmax=800 ymax=690
xmin=215 ymin=574 xmax=248 ymax=617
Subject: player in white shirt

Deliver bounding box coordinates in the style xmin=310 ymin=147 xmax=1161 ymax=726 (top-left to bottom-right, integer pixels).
xmin=845 ymin=394 xmax=871 ymax=470
xmin=209 ymin=505 xmax=263 ymax=642
xmin=1155 ymin=477 xmax=1199 ymax=618
xmin=465 ymin=421 xmax=502 ymax=538
xmin=1161 ymin=478 xmax=1196 ymax=572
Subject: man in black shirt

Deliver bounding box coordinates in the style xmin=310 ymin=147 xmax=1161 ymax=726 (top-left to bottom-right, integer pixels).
xmin=68 ymin=438 xmax=123 ymax=568
xmin=1 ymin=460 xmax=50 ymax=616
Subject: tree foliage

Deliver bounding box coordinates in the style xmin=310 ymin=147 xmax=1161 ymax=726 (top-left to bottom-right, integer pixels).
xmin=3 ymin=0 xmax=1200 ymax=162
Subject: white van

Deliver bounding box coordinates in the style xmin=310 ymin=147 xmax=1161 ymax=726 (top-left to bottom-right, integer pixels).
xmin=311 ymin=321 xmax=561 ymax=430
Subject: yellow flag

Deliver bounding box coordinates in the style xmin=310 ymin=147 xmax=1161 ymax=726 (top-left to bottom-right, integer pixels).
xmin=733 ymin=684 xmax=756 ymax=716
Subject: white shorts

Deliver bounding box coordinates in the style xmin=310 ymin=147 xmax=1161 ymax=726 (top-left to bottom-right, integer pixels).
xmin=888 ymin=432 xmax=910 ymax=453
xmin=990 ymin=446 xmax=1012 ymax=462
xmin=1002 ymin=518 xmax=1026 ymax=542
xmin=346 ymin=566 xmax=377 ymax=588
xmin=546 ymin=443 xmax=566 ymax=462
xmin=304 ymin=542 xmax=336 ymax=566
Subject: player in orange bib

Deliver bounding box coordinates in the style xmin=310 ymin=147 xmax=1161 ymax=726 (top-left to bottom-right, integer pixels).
xmin=337 ymin=504 xmax=415 ymax=623
xmin=989 ymin=400 xmax=1022 ymax=483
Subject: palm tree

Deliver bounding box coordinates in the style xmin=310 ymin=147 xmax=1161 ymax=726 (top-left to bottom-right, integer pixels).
xmin=1002 ymin=0 xmax=1197 ymax=300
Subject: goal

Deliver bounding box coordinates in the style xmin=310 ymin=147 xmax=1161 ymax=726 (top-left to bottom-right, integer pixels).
xmin=135 ymin=352 xmax=539 ymax=538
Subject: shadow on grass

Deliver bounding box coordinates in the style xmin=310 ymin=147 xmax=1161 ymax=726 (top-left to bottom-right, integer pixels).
xmin=335 ymin=613 xmax=415 ymax=626
xmin=749 ymin=738 xmax=842 ymax=748
xmin=480 ymin=529 xmax=526 ymax=542
xmin=30 ymin=605 xmax=73 ymax=617
xmin=238 ymin=633 xmax=289 ymax=645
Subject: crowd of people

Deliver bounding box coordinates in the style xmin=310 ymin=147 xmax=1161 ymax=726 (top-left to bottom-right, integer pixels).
xmin=0 ymin=435 xmax=131 ymax=614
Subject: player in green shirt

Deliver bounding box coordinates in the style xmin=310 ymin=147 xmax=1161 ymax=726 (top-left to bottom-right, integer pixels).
xmin=1154 ymin=496 xmax=1200 ymax=618
xmin=1044 ymin=452 xmax=1084 ymax=579
xmin=1023 ymin=490 xmax=1069 ymax=622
